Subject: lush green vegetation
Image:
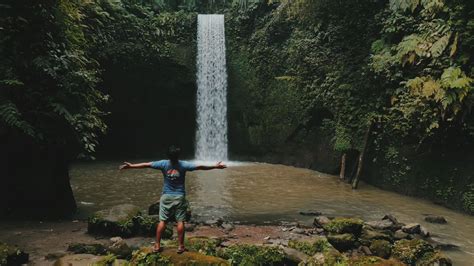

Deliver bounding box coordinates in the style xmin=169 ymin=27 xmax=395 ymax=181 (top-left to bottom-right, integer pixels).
xmin=225 ymin=0 xmax=474 ymax=213
xmin=1 ymin=0 xmax=473 ymax=215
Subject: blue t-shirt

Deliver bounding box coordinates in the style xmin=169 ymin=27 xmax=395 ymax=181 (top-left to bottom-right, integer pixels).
xmin=150 ymin=160 xmax=197 ymax=195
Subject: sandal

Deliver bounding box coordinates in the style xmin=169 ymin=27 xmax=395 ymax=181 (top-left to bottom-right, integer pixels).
xmin=177 ymin=247 xmax=188 ymax=254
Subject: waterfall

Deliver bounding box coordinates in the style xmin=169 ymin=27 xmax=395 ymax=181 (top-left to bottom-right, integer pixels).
xmin=195 ymin=14 xmax=228 ymax=161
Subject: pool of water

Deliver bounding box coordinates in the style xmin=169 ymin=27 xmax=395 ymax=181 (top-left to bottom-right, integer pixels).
xmin=70 ymin=161 xmax=474 ymax=265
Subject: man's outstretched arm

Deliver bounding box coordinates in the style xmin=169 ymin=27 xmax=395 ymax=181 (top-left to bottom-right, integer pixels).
xmin=195 ymin=161 xmax=227 ymax=170
xmin=119 ymin=162 xmax=152 ymax=170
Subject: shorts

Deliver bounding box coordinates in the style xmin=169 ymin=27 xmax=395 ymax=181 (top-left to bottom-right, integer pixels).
xmin=159 ymin=194 xmax=188 ymax=222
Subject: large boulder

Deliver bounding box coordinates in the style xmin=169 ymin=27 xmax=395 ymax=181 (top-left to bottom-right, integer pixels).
xmin=369 ymin=239 xmax=392 ymax=259
xmin=307 ymin=249 xmax=348 ymax=265
xmin=186 ymin=236 xmax=222 ymax=256
xmin=323 ymin=217 xmax=363 ymax=236
xmin=392 ymin=239 xmax=434 ymax=265
xmin=0 ymin=242 xmax=29 ymax=265
xmin=135 ymin=214 xmax=173 ymax=239
xmin=288 ymin=237 xmax=333 ymax=256
xmin=401 ymin=223 xmax=421 ymax=234
xmin=131 ymin=246 xmax=229 ymax=265
xmin=107 ymin=238 xmax=134 ymax=259
xmin=87 ymin=205 xmax=173 ymax=239
xmin=88 ymin=204 xmax=141 ymax=237
xmin=54 ymin=254 xmax=127 ymax=266
xmin=67 ymin=243 xmax=107 ymax=255
xmin=313 ymin=216 xmax=331 ymax=228
xmin=281 ymin=247 xmax=310 ymax=264
xmin=365 ymin=220 xmax=395 ymax=231
xmin=348 ymin=256 xmax=404 ymax=265
xmin=359 ymin=227 xmax=393 ymax=246
xmin=217 ymin=244 xmax=285 ymax=265
xmin=327 ymin=233 xmax=356 ymax=251
xmin=424 ymin=215 xmax=447 ymax=224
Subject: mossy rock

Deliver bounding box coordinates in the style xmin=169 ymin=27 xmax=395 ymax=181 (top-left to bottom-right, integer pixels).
xmin=135 ymin=214 xmax=173 ymax=239
xmin=0 ymin=242 xmax=29 ymax=265
xmin=323 ymin=218 xmax=363 ymax=236
xmin=359 ymin=227 xmax=393 ymax=246
xmin=327 ymin=233 xmax=356 ymax=251
xmin=369 ymin=240 xmax=392 ymax=259
xmin=307 ymin=248 xmax=348 ymax=266
xmin=54 ymin=254 xmax=127 ymax=266
xmin=186 ymin=236 xmax=222 ymax=256
xmin=67 ymin=243 xmax=107 ymax=255
xmin=217 ymin=244 xmax=285 ymax=265
xmin=392 ymin=239 xmax=434 ymax=265
xmin=131 ymin=246 xmax=228 ymax=265
xmin=88 ymin=204 xmax=141 ymax=237
xmin=349 ymin=256 xmax=404 ymax=266
xmin=288 ymin=237 xmax=333 ymax=256
xmin=419 ymin=250 xmax=452 ymax=266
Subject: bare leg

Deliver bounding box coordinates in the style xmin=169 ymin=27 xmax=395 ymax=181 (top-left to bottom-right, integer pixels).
xmin=177 ymin=221 xmax=185 ymax=249
xmin=155 ymin=221 xmax=167 ymax=250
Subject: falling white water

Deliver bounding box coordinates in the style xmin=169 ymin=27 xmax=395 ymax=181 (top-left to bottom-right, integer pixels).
xmin=195 ymin=14 xmax=228 ymax=161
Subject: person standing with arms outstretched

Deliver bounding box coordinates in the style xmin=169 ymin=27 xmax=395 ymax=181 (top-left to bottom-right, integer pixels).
xmin=119 ymin=145 xmax=226 ymax=253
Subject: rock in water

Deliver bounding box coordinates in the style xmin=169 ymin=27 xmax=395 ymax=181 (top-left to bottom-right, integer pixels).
xmin=313 ymin=216 xmax=331 ymax=228
xmin=221 ymin=222 xmax=235 ymax=231
xmin=323 ymin=218 xmax=363 ymax=236
xmin=88 ymin=204 xmax=141 ymax=237
xmin=392 ymin=239 xmax=451 ymax=265
xmin=365 ymin=220 xmax=394 ymax=230
xmin=424 ymin=215 xmax=447 ymax=224
xmin=299 ymin=210 xmax=322 ymax=216
xmin=394 ymin=230 xmax=409 ymax=240
xmin=402 ymin=223 xmax=421 ymax=234
xmin=359 ymin=228 xmax=393 ymax=246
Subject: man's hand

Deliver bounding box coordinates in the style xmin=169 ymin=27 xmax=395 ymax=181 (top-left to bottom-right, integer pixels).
xmin=119 ymin=162 xmax=132 ymax=170
xmin=215 ymin=161 xmax=227 ymax=169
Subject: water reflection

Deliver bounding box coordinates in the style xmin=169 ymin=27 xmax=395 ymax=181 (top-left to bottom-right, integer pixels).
xmin=188 ymin=166 xmax=232 ymax=218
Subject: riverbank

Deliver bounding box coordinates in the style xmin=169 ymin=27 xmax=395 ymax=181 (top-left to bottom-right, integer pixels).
xmin=0 ymin=208 xmax=467 ymax=265
xmin=0 ymin=213 xmax=460 ymax=265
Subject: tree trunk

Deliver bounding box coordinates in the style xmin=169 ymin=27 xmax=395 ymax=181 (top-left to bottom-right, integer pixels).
xmin=352 ymin=122 xmax=374 ymax=189
xmin=339 ymin=153 xmax=347 ymax=180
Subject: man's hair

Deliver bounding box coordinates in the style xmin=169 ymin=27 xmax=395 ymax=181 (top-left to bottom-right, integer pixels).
xmin=167 ymin=145 xmax=181 ymax=161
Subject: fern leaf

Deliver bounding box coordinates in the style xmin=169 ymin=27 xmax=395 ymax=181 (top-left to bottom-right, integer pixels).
xmin=430 ymin=32 xmax=451 ymax=58
xmin=0 ymin=102 xmax=35 ymax=136
xmin=441 ymin=67 xmax=473 ymax=89
xmin=450 ymin=32 xmax=458 ymax=57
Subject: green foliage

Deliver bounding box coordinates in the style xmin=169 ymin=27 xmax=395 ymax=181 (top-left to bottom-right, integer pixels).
xmin=217 ymin=244 xmax=285 ymax=266
xmin=131 ymin=248 xmax=171 ymax=265
xmin=392 ymin=239 xmax=434 ymax=265
xmin=288 ymin=238 xmax=332 ymax=256
xmin=323 ymin=218 xmax=363 ymax=235
xmin=186 ymin=237 xmax=222 ymax=256
xmin=96 ymin=254 xmax=118 ymax=266
xmin=461 ymin=184 xmax=474 ymax=213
